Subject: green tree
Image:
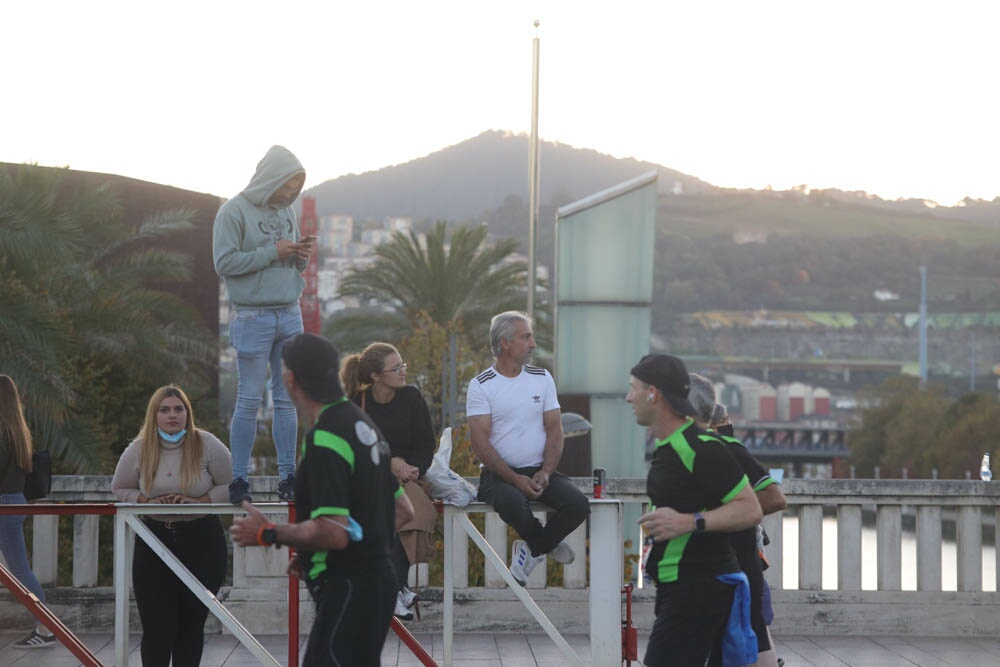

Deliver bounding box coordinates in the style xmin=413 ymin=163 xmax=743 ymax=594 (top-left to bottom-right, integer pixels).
xmin=848 ymin=376 xmax=1000 ymax=479
xmin=0 ymin=165 xmax=216 ymax=472
xmin=333 ymin=221 xmax=541 ymax=353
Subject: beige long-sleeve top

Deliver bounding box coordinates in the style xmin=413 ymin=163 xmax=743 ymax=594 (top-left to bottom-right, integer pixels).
xmin=111 ymin=430 xmax=232 ymax=522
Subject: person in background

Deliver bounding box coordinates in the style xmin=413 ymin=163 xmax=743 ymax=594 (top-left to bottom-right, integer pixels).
xmin=467 ymin=311 xmax=590 ymax=586
xmin=232 ymin=333 xmax=414 ymax=666
xmin=688 ymin=372 xmax=787 ymax=667
xmin=629 ymin=354 xmax=762 ymax=667
xmin=341 ymin=342 xmax=437 ymax=621
xmin=111 ymin=385 xmax=232 ymax=667
xmin=213 ymin=145 xmax=314 ymax=504
xmin=0 ymin=375 xmax=56 ymax=648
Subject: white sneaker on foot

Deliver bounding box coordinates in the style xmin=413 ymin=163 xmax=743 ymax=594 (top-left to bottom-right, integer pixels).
xmin=399 ymin=586 xmax=419 ymax=609
xmin=510 ymin=539 xmax=545 ymax=586
xmin=393 ymin=592 xmax=414 ymax=621
xmin=549 ymin=540 xmax=575 ymax=564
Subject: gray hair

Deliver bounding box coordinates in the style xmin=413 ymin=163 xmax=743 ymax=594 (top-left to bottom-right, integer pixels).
xmin=489 ymin=311 xmax=532 ymax=359
xmin=710 ymin=403 xmax=729 ymax=427
xmin=688 ymin=373 xmax=717 ymax=425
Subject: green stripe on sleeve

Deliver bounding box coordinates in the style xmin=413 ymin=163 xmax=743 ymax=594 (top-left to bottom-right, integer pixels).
xmin=313 ymin=430 xmax=355 ymax=471
xmin=310 ymin=506 xmax=349 ymax=520
xmin=721 ymin=475 xmax=749 ymax=503
xmin=754 ymin=477 xmax=777 ymax=492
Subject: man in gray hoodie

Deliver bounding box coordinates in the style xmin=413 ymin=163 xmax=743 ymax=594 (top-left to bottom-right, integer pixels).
xmin=213 ymin=145 xmax=314 ymax=504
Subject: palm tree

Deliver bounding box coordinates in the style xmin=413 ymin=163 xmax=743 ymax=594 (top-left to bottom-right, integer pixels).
xmin=334 ymin=221 xmax=539 ymax=352
xmin=0 ymin=165 xmax=216 ymax=472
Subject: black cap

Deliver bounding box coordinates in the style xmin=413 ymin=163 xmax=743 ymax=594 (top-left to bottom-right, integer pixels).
xmin=630 ymin=354 xmax=697 ymax=417
xmin=281 ymin=333 xmax=344 ymax=403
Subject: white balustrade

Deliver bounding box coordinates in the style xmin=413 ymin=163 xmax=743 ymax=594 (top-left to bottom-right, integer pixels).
xmin=1 ymin=475 xmax=999 ymax=639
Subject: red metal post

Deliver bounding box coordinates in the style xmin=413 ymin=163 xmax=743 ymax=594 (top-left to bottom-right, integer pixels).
xmin=288 ymin=502 xmax=299 ymax=666
xmin=0 ymin=503 xmax=118 ymax=666
xmin=299 ymin=196 xmax=321 ymax=334
xmin=391 ymin=617 xmax=439 ymax=666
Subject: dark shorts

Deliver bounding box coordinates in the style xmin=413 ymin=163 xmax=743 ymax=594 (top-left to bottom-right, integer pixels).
xmin=644 ymin=577 xmax=734 ymax=667
xmin=303 ymin=561 xmax=396 ymax=666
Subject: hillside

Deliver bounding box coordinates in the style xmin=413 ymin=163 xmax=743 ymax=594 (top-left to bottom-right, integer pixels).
xmin=305 ymin=130 xmax=1000 ymax=315
xmin=304 ymin=130 xmax=714 ymax=222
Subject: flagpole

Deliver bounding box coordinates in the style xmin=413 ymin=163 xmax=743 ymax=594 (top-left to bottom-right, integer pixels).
xmin=527 ymin=19 xmax=540 ymax=319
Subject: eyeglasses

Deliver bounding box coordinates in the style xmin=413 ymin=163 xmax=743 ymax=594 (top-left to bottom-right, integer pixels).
xmin=384 ymin=362 xmax=407 ymax=375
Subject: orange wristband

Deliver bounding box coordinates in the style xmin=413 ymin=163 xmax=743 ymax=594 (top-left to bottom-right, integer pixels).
xmin=257 ymin=522 xmax=278 ymax=547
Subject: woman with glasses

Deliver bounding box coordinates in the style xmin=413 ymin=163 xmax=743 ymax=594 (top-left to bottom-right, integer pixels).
xmin=341 ymin=342 xmax=437 ymax=621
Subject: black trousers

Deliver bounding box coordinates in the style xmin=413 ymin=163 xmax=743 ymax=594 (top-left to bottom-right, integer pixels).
xmin=644 ymin=577 xmax=733 ymax=667
xmin=391 ymin=536 xmax=410 ymax=590
xmin=477 ymin=467 xmax=590 ymax=556
xmin=304 ymin=559 xmax=396 ymax=666
xmin=132 ymin=515 xmax=228 ymax=667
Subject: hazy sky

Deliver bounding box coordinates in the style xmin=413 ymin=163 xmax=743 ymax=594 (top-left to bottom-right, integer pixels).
xmin=3 ymin=1 xmax=998 ymax=205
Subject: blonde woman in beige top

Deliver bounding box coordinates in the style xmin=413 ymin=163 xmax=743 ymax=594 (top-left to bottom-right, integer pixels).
xmin=111 ymin=385 xmax=231 ymax=667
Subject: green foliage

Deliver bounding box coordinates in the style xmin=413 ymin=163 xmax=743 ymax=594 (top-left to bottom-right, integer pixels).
xmin=336 ymin=220 xmax=539 ymax=350
xmin=847 ymin=375 xmax=1000 ymax=478
xmin=0 ymin=165 xmax=216 ymax=473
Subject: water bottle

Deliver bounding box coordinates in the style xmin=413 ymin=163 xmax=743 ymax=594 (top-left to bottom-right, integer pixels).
xmin=980 ymin=452 xmax=992 ymax=482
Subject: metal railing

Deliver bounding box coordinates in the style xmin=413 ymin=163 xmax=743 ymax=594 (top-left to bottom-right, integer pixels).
xmin=3 ymin=476 xmax=999 ymax=639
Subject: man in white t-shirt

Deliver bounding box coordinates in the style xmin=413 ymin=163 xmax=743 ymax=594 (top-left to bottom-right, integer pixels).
xmin=466 ymin=311 xmax=590 ymax=585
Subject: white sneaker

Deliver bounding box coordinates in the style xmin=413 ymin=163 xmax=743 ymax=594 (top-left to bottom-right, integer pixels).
xmin=399 ymin=586 xmax=419 ymax=609
xmin=510 ymin=539 xmax=545 ymax=586
xmin=393 ymin=592 xmax=414 ymax=621
xmin=549 ymin=540 xmax=575 ymax=565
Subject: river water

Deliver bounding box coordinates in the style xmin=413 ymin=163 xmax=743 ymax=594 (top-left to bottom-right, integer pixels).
xmin=780 ymin=515 xmax=997 ymax=591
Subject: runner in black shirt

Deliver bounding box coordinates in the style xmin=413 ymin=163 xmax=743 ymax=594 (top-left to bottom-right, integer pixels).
xmin=689 ymin=373 xmax=788 ymax=667
xmin=233 ymin=333 xmax=414 ymax=666
xmin=629 ymin=354 xmax=762 ymax=667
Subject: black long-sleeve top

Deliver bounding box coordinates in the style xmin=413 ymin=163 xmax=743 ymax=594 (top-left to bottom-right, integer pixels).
xmin=354 ymin=385 xmax=436 ymax=476
xmin=0 ymin=437 xmax=27 ymax=494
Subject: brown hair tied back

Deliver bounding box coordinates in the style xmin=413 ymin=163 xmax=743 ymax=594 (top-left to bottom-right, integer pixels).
xmin=339 ymin=342 xmax=399 ymax=398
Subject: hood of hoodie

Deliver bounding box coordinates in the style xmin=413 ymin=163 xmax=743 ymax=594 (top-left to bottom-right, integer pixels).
xmin=241 ymin=145 xmax=305 ymax=208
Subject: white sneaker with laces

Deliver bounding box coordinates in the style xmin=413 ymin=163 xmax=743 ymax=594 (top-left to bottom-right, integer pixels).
xmin=399 ymin=586 xmax=419 ymax=609
xmin=510 ymin=539 xmax=545 ymax=586
xmin=393 ymin=592 xmax=414 ymax=621
xmin=549 ymin=540 xmax=575 ymax=564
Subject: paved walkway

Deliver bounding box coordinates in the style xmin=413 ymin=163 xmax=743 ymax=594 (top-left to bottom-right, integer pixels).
xmin=2 ymin=630 xmax=998 ymax=666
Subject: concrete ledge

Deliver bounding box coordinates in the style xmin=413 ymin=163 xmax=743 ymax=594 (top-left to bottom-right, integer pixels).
xmin=4 ymin=586 xmax=998 ymax=638
xmin=769 ymin=589 xmax=1000 ymax=637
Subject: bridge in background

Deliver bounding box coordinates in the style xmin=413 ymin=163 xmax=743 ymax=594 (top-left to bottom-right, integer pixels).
xmin=733 ymin=422 xmax=849 ymax=464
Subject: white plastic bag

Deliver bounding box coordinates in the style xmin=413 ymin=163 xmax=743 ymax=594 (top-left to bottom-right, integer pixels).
xmin=424 ymin=427 xmax=477 ymax=507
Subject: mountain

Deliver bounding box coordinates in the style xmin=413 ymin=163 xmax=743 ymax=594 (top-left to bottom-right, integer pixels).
xmin=304 ymin=130 xmax=714 ymax=222
xmin=303 ymin=129 xmax=1000 ymax=317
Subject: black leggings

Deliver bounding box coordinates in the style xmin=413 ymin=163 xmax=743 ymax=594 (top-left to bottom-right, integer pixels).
xmin=132 ymin=515 xmax=228 ymax=667
xmin=304 ymin=561 xmax=396 ymax=666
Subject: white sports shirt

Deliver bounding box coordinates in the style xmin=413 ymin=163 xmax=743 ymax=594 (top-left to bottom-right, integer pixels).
xmin=466 ymin=364 xmax=560 ymax=468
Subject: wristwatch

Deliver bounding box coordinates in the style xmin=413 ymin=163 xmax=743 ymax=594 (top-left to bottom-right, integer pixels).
xmin=693 ymin=512 xmax=706 ymax=533
xmin=257 ymin=522 xmax=281 ymax=548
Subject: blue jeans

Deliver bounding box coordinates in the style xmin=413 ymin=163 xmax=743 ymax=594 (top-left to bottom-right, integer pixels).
xmin=0 ymin=492 xmax=46 ymax=603
xmin=229 ymin=305 xmax=303 ymax=480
